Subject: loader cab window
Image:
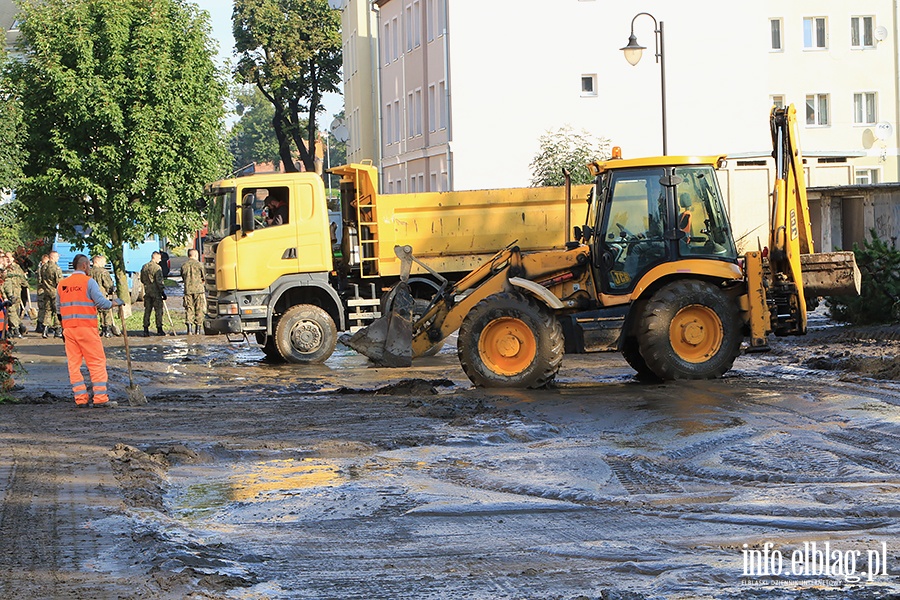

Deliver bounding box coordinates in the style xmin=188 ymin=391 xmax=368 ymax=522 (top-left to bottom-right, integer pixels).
xmin=673 ymin=166 xmax=737 ymax=261
xmin=600 ymin=168 xmax=668 ymax=291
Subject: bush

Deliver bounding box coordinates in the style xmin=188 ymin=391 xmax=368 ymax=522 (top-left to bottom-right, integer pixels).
xmin=826 ymin=232 xmax=900 ymax=324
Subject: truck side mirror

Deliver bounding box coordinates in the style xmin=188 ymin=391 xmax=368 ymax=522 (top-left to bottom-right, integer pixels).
xmin=240 ymin=192 xmax=256 ymax=234
xmin=241 ymin=204 xmax=255 ymax=233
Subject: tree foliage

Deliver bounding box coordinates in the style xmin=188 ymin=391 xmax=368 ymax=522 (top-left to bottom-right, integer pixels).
xmin=233 ymin=0 xmax=341 ymax=173
xmin=827 ymin=232 xmax=900 ymax=324
xmin=530 ymin=126 xmax=611 ymax=187
xmin=229 ymin=86 xmax=281 ymax=172
xmin=0 ymin=46 xmax=22 ymax=190
xmin=7 ymin=0 xmax=229 ymax=298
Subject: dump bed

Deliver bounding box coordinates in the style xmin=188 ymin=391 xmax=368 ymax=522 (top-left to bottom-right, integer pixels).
xmin=332 ymin=164 xmax=591 ymax=278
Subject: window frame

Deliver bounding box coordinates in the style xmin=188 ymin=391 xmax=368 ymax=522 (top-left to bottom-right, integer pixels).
xmin=581 ymin=74 xmax=598 ymax=97
xmin=853 ymin=92 xmax=877 ymax=126
xmin=851 ymin=16 xmax=875 ymax=49
xmin=805 ymin=93 xmax=830 ymax=127
xmin=855 ymin=168 xmax=880 ymax=185
xmin=803 ymin=16 xmax=828 ymax=50
xmin=770 ymin=18 xmax=783 ymax=51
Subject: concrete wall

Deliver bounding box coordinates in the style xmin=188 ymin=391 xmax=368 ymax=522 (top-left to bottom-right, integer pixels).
xmin=808 ymin=184 xmax=900 ymax=251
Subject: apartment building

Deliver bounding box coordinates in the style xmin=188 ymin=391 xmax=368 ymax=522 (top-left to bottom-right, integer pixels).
xmin=341 ymin=1 xmax=900 ymax=243
xmin=340 ymin=0 xmax=380 ymax=166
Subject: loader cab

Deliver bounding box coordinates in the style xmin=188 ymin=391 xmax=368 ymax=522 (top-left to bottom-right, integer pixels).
xmin=586 ymin=156 xmax=737 ymax=295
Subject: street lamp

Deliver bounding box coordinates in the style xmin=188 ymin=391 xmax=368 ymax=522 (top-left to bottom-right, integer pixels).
xmin=621 ymin=12 xmax=667 ymax=155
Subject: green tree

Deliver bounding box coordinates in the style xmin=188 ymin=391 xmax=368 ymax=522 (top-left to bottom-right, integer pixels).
xmin=530 ymin=126 xmax=611 ymax=187
xmin=229 ymin=85 xmax=281 ymax=172
xmin=234 ymin=0 xmax=342 ymax=173
xmin=827 ymin=232 xmax=900 ymax=324
xmin=8 ymin=0 xmax=229 ymax=299
xmin=0 ymin=45 xmax=22 ymax=190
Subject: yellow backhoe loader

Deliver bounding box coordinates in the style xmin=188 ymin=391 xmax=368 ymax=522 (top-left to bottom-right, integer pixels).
xmin=344 ymin=106 xmax=861 ymax=387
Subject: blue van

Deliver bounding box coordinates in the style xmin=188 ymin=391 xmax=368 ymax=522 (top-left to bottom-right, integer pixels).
xmin=52 ymin=229 xmax=163 ymax=300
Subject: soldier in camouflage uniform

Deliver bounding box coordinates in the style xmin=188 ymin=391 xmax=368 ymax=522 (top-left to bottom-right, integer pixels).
xmin=90 ymin=255 xmax=119 ymax=337
xmin=35 ymin=254 xmax=49 ymax=333
xmin=181 ymin=249 xmax=205 ymax=335
xmin=2 ymin=252 xmax=29 ymax=337
xmin=140 ymin=252 xmax=165 ymax=336
xmin=40 ymin=251 xmax=64 ymax=338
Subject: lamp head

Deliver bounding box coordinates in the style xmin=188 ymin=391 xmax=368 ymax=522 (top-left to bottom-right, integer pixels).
xmin=621 ymin=33 xmax=645 ymax=66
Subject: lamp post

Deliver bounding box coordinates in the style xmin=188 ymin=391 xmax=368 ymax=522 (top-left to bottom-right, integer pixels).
xmin=621 ymin=12 xmax=667 ymax=155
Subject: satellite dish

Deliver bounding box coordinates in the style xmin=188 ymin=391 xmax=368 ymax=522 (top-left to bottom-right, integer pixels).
xmin=875 ymin=25 xmax=888 ymax=41
xmin=330 ymin=118 xmax=349 ymax=143
xmin=874 ymin=122 xmax=893 ymax=141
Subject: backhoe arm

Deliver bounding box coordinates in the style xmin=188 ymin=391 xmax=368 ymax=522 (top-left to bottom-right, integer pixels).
xmin=767 ymin=105 xmax=814 ymax=335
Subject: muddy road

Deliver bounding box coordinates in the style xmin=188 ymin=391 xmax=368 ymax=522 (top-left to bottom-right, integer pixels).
xmin=2 ymin=321 xmax=900 ymax=599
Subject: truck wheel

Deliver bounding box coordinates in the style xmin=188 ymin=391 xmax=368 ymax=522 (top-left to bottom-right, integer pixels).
xmin=458 ymin=292 xmax=563 ymax=388
xmin=413 ymin=298 xmax=443 ymax=357
xmin=637 ymin=280 xmax=741 ymax=380
xmin=255 ymin=332 xmax=285 ymax=363
xmin=621 ymin=336 xmax=660 ymax=382
xmin=274 ymin=304 xmax=337 ymax=364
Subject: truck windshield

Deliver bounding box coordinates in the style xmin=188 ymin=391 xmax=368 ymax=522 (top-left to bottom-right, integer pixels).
xmin=206 ymin=189 xmax=236 ymax=242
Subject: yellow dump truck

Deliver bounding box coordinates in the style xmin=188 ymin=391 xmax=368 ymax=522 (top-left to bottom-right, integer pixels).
xmin=201 ymin=163 xmax=590 ymax=362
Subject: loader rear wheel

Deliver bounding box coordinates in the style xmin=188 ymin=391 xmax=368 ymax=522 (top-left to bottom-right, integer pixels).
xmin=274 ymin=304 xmax=337 ymax=364
xmin=637 ymin=280 xmax=741 ymax=380
xmin=458 ymin=292 xmax=563 ymax=388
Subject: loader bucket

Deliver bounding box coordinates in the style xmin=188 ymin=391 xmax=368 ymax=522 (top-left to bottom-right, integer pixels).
xmin=342 ymin=282 xmax=415 ymax=367
xmin=800 ymin=251 xmax=861 ymax=297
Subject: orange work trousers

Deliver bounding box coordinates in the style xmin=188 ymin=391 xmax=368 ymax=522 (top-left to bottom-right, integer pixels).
xmin=63 ymin=326 xmax=110 ymax=405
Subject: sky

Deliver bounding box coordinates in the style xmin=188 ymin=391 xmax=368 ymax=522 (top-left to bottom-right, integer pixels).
xmin=192 ymin=0 xmax=345 ymax=129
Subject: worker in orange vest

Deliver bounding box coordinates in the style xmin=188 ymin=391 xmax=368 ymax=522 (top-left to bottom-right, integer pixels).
xmin=58 ymin=254 xmax=124 ymax=407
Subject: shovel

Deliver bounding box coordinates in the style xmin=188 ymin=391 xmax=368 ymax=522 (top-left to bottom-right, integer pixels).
xmin=163 ymin=300 xmax=178 ymax=336
xmin=118 ymin=304 xmax=147 ymax=406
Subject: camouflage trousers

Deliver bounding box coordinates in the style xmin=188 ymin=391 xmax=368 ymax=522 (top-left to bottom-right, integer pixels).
xmin=38 ymin=293 xmax=59 ymax=329
xmin=183 ymin=293 xmax=205 ymax=326
xmin=143 ymin=295 xmax=164 ymax=329
xmin=98 ymin=308 xmax=114 ymax=329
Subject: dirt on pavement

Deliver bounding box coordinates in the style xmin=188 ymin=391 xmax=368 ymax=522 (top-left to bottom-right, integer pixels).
xmin=1 ymin=315 xmax=900 ymax=599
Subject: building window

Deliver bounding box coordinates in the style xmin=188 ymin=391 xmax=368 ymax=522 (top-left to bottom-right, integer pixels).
xmin=393 ymin=100 xmax=401 ymax=142
xmin=853 ymin=92 xmax=877 ymax=125
xmin=414 ymin=89 xmax=423 ymax=135
xmin=851 ymin=16 xmax=875 ymax=48
xmin=855 ymin=168 xmax=879 ymax=185
xmin=426 ymin=0 xmax=434 ymax=42
xmin=391 ymin=17 xmax=399 ymax=60
xmin=437 ymin=0 xmax=446 ymax=35
xmin=581 ymin=74 xmax=597 ymax=97
xmin=805 ymin=93 xmax=829 ymax=126
xmin=438 ymin=80 xmax=447 ymax=130
xmin=770 ymin=18 xmax=782 ymax=51
xmin=428 ymin=84 xmax=436 ymax=132
xmin=407 ymin=92 xmax=414 ymax=138
xmin=803 ymin=17 xmax=827 ymax=49
xmin=413 ymin=0 xmax=422 ymax=47
xmin=771 ymin=95 xmax=785 ymax=109
xmin=385 ymin=103 xmax=393 ymax=145
xmin=405 ymin=4 xmax=413 ymax=51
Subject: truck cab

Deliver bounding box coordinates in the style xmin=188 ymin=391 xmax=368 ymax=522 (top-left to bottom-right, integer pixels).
xmin=203 ymin=172 xmax=344 ymax=362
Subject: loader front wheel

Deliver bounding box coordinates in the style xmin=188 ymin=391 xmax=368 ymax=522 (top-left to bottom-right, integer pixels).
xmin=458 ymin=292 xmax=563 ymax=388
xmin=275 ymin=304 xmax=337 ymax=364
xmin=637 ymin=280 xmax=741 ymax=380
xmin=621 ymin=336 xmax=660 ymax=382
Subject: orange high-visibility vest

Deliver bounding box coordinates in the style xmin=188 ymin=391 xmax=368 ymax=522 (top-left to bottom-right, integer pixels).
xmin=58 ymin=272 xmax=98 ymax=329
xmin=0 ymin=305 xmax=6 ymax=337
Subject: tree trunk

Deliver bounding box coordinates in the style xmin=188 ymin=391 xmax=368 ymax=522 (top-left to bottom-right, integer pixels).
xmin=108 ymin=227 xmax=132 ymax=316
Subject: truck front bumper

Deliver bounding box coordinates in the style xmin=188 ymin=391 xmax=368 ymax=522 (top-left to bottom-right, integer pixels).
xmin=204 ymin=315 xmax=243 ymax=335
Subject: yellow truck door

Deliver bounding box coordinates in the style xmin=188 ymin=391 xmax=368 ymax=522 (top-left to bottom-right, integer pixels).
xmin=235 ymin=177 xmax=332 ymax=291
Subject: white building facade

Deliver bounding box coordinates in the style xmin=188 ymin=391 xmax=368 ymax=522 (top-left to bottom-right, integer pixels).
xmin=342 ymin=1 xmax=900 ymax=244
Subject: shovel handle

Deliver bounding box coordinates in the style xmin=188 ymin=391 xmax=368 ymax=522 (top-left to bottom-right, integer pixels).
xmin=119 ymin=304 xmax=136 ymax=385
